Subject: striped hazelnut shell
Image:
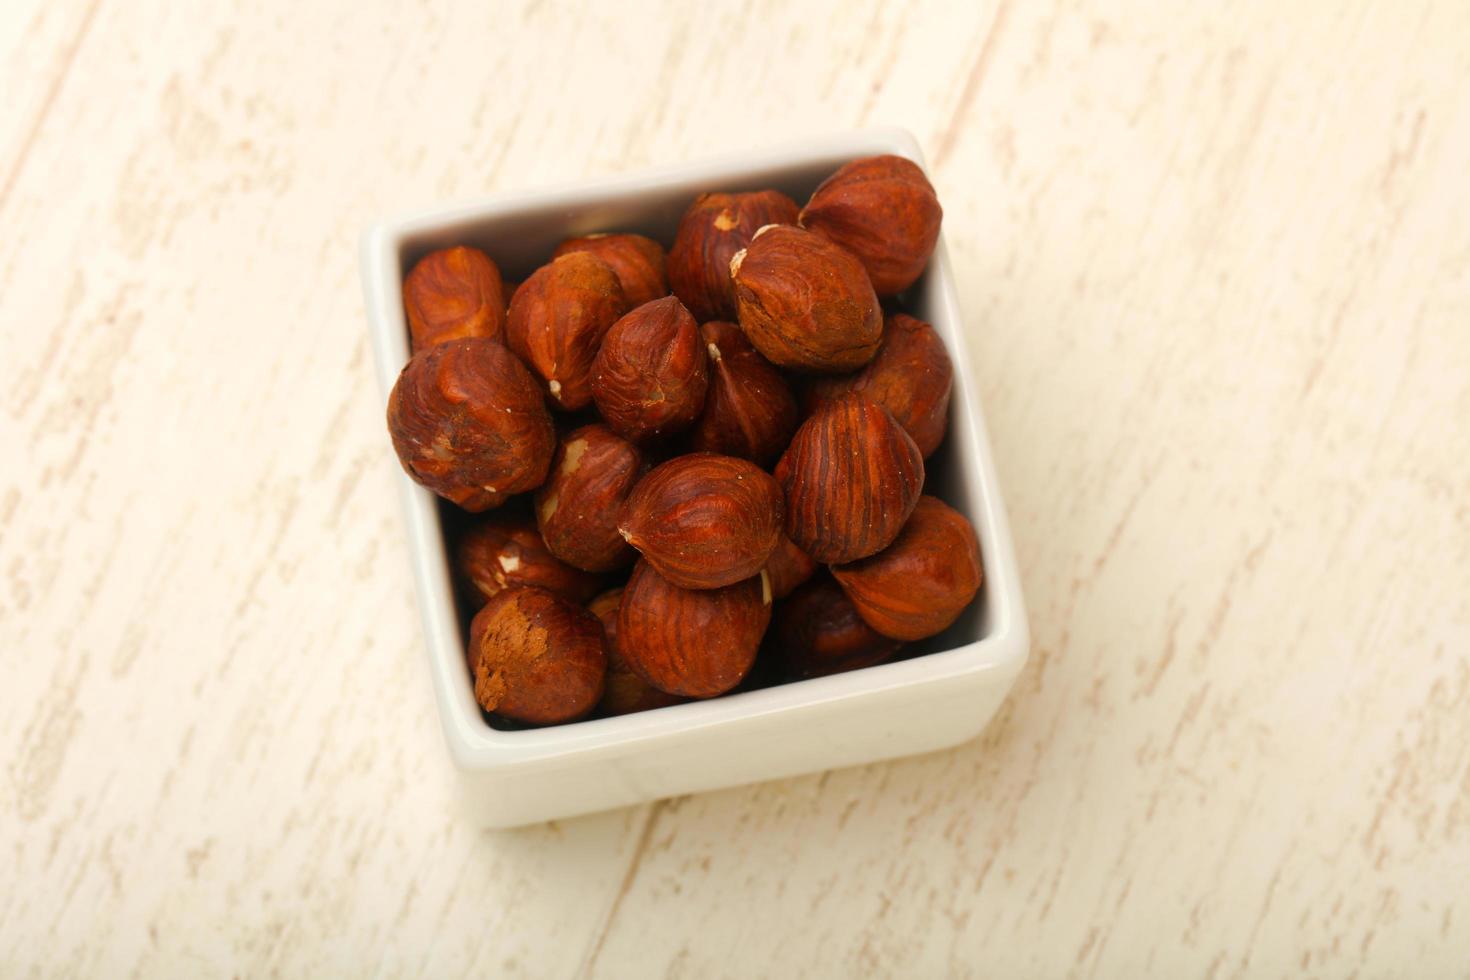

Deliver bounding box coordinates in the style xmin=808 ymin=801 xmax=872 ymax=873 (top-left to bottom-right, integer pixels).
xmin=470 ymin=586 xmax=606 ymax=725
xmin=799 ymin=154 xmax=943 ymax=296
xmin=618 ymin=452 xmax=784 ymax=590
xmin=667 ymin=190 xmax=800 ymax=321
xmin=553 ymin=233 xmax=668 ymax=308
xmin=591 ymin=297 xmax=709 ymax=444
xmin=689 ymin=320 xmax=799 ymax=467
xmin=831 ymin=495 xmax=982 ymax=641
xmin=616 ymin=560 xmax=772 ymax=698
xmin=589 ymin=587 xmax=685 ymax=716
xmin=403 ymin=246 xmax=507 ymax=350
xmin=386 ymin=338 xmax=555 ymax=512
xmin=774 ymin=392 xmax=924 ymax=563
xmin=769 ymin=574 xmax=902 ymax=679
xmin=535 ymin=424 xmax=644 ymax=573
xmin=507 ymin=252 xmax=629 ymax=410
xmin=730 ymin=224 xmax=882 ymax=373
xmin=763 ymin=532 xmax=817 ymax=600
xmin=803 ymin=313 xmax=952 ymax=457
xmin=457 ymin=514 xmax=604 ymax=613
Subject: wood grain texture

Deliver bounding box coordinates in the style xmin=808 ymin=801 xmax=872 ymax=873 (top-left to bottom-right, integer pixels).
xmin=2 ymin=0 xmax=1468 ymax=976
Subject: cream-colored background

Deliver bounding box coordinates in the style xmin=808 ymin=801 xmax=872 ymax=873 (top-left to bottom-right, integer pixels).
xmin=3 ymin=1 xmax=1468 ymax=976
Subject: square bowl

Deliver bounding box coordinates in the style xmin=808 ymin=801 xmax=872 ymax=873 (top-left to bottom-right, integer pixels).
xmin=360 ymin=127 xmax=1029 ymax=828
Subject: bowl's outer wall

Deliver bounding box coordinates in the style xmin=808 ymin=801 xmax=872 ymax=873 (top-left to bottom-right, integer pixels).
xmin=361 ymin=128 xmax=1030 ymax=827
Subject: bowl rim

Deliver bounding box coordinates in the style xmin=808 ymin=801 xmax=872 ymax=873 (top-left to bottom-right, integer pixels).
xmin=361 ymin=127 xmax=1030 ymax=770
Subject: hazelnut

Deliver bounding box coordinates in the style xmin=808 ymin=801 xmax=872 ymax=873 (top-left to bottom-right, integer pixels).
xmin=619 ymin=453 xmax=783 ymax=590
xmin=586 ymin=587 xmax=623 ymax=629
xmin=617 ymin=560 xmax=771 ymax=697
xmin=589 ymin=587 xmax=685 ymax=715
xmin=763 ymin=532 xmax=817 ymax=600
xmin=403 ymin=246 xmax=507 ymax=350
xmin=689 ymin=320 xmax=799 ymax=466
xmin=667 ymin=190 xmax=800 ymax=321
xmin=507 ymin=252 xmax=629 ymax=410
xmin=553 ymin=233 xmax=668 ymax=308
xmin=470 ymin=586 xmax=606 ymax=724
xmin=591 ymin=297 xmax=709 ymax=444
xmin=769 ymin=575 xmax=902 ymax=679
xmin=386 ymin=338 xmax=555 ymax=511
xmin=799 ymin=154 xmax=943 ymax=296
xmin=774 ymin=392 xmax=923 ymax=563
xmin=831 ymin=495 xmax=982 ymax=641
xmin=730 ymin=224 xmax=882 ymax=373
xmin=804 ymin=313 xmax=952 ymax=457
xmin=535 ymin=424 xmax=643 ymax=572
xmin=456 ymin=513 xmax=603 ymax=613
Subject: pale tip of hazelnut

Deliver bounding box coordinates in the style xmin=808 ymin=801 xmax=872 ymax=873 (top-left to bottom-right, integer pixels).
xmin=714 ymin=210 xmax=737 ymax=231
xmin=707 ymin=342 xmax=722 ymax=363
xmin=548 ymin=379 xmax=563 ymax=398
xmin=561 ymin=438 xmax=587 ymax=474
xmin=752 ymin=223 xmax=782 ymax=240
xmin=729 ymin=248 xmax=747 ymax=279
xmin=759 ymin=568 xmax=772 ymax=606
xmin=498 ymin=554 xmax=521 ymax=573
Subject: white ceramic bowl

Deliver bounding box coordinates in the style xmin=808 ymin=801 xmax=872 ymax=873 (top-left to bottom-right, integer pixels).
xmin=360 ymin=128 xmax=1029 ymax=828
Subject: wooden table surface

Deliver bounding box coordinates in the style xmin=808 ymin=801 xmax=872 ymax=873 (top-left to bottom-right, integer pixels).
xmin=4 ymin=1 xmax=1468 ymax=976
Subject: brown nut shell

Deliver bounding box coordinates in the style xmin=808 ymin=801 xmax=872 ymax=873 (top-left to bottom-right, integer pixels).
xmin=386 ymin=338 xmax=555 ymax=512
xmin=403 ymin=246 xmax=507 ymax=350
xmin=457 ymin=514 xmax=603 ymax=615
xmin=506 ymin=252 xmax=629 ymax=410
xmin=799 ymin=154 xmax=943 ymax=296
xmin=831 ymin=495 xmax=982 ymax=641
xmin=470 ymin=587 xmax=606 ymax=725
xmin=689 ymin=320 xmax=799 ymax=466
xmin=589 ymin=588 xmax=685 ymax=716
xmin=667 ymin=190 xmax=800 ymax=321
xmin=803 ymin=313 xmax=952 ymax=457
xmin=619 ymin=453 xmax=784 ymax=590
xmin=763 ymin=532 xmax=817 ymax=600
xmin=770 ymin=575 xmax=902 ymax=679
xmin=591 ymin=297 xmax=709 ymax=444
xmin=730 ymin=224 xmax=882 ymax=373
xmin=774 ymin=392 xmax=924 ymax=563
xmin=535 ymin=424 xmax=643 ymax=573
xmin=617 ymin=560 xmax=771 ymax=697
xmin=553 ymin=233 xmax=668 ymax=308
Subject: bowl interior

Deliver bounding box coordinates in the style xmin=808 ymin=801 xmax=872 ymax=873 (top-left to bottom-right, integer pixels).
xmin=375 ymin=133 xmax=1005 ymax=739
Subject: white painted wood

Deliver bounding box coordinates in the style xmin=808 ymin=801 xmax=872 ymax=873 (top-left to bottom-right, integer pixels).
xmin=2 ymin=0 xmax=1467 ymax=975
xmin=0 ymin=0 xmax=100 ymax=212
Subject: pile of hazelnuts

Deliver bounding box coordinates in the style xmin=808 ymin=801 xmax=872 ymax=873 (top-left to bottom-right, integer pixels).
xmin=387 ymin=155 xmax=983 ymax=727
